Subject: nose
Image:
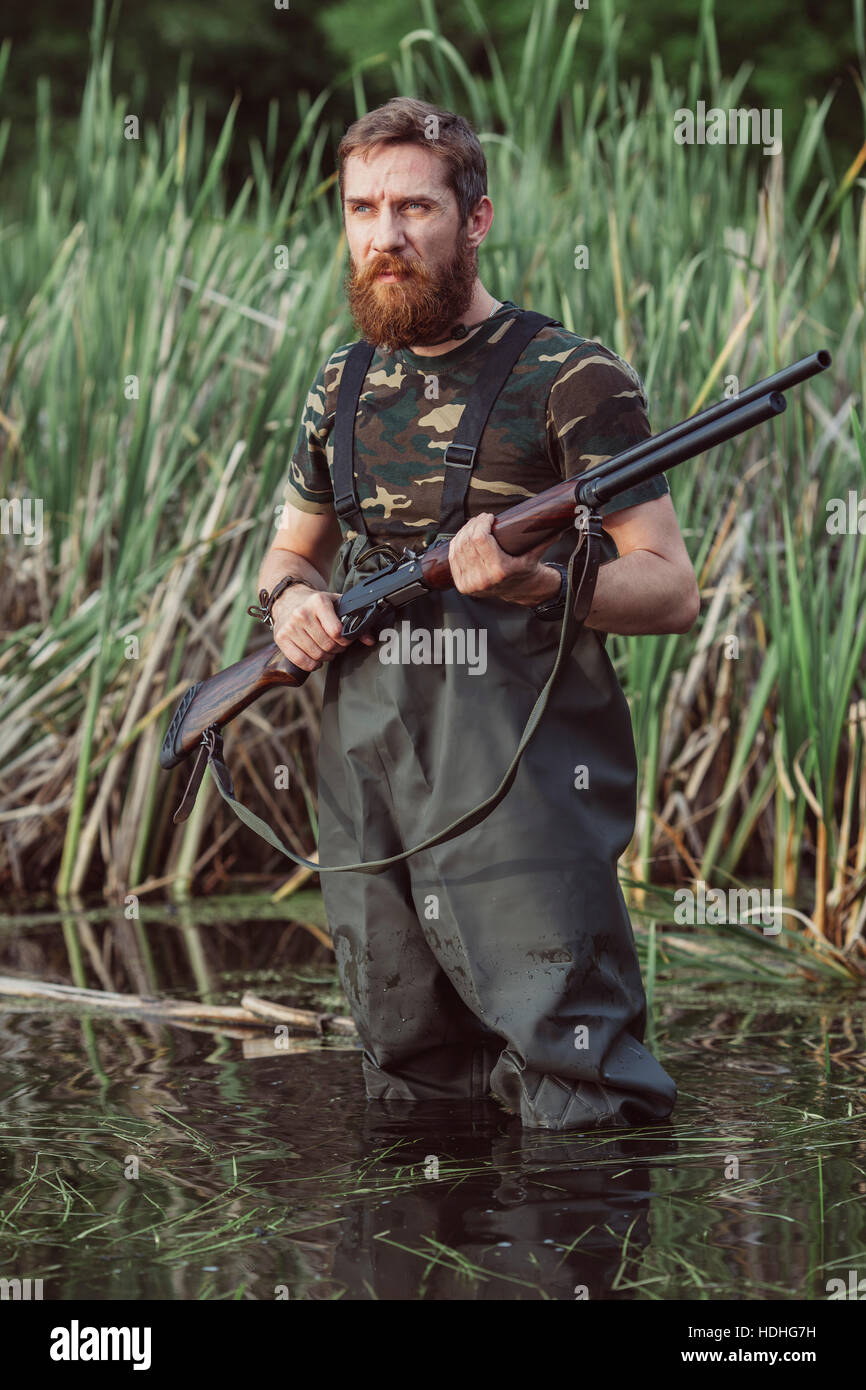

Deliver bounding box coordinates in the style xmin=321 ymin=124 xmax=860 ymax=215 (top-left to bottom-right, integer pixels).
xmin=371 ymin=206 xmax=407 ymax=256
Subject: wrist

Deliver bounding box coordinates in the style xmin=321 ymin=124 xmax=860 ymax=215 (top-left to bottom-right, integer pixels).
xmin=513 ymin=563 xmax=563 ymax=607
xmin=250 ymin=575 xmax=317 ymax=629
xmin=271 ymin=581 xmax=315 ymax=622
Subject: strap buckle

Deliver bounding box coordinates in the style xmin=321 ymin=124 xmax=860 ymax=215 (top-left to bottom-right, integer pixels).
xmin=444 ymin=443 xmax=477 ymax=468
xmin=247 ymin=588 xmax=271 ymax=624
xmin=247 ymin=575 xmax=303 ymax=628
xmin=172 ymin=725 xmax=230 ymax=824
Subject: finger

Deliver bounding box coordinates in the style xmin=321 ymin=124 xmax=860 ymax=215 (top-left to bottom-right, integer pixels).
xmin=449 ymin=549 xmax=480 ymax=592
xmin=275 ymin=639 xmax=321 ymax=673
xmin=470 ymin=514 xmax=509 ymax=562
xmin=310 ymin=595 xmax=352 ymax=646
xmin=291 ymin=636 xmax=332 ymax=667
xmin=463 ymin=514 xmax=493 ymax=545
xmin=288 ymin=623 xmax=335 ymax=664
xmin=452 ymin=512 xmax=490 ymax=546
xmin=293 ymin=595 xmax=353 ymax=652
xmin=453 ymin=517 xmax=494 ymax=561
xmin=450 ymin=515 xmax=498 ymax=591
xmin=307 ymin=612 xmax=351 ymax=651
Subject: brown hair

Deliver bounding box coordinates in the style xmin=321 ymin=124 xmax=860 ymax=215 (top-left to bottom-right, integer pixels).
xmin=337 ymin=97 xmax=487 ymax=225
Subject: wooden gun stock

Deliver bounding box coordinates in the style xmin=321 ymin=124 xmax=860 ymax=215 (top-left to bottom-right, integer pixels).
xmin=159 ymin=643 xmax=309 ymax=770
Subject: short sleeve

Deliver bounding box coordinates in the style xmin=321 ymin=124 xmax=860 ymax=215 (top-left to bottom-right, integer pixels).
xmin=545 ymin=341 xmax=669 ymax=516
xmin=283 ymin=359 xmax=336 ymax=514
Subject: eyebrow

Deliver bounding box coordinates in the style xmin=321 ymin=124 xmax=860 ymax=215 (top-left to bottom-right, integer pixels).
xmin=344 ymin=192 xmax=442 ymax=205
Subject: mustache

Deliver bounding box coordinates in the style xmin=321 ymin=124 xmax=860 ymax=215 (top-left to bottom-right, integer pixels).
xmin=353 ymin=252 xmax=429 ymax=284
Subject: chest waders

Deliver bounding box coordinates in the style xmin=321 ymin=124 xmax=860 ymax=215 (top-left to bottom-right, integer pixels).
xmin=212 ymin=310 xmax=677 ymax=1130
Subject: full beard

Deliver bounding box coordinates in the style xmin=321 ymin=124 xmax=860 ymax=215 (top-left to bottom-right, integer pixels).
xmin=344 ymin=230 xmax=479 ymax=350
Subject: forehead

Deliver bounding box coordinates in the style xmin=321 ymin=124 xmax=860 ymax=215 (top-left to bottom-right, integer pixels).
xmin=343 ymin=142 xmax=454 ymax=201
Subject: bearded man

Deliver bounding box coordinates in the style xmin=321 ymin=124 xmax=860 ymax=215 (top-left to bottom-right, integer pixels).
xmin=257 ymin=97 xmax=699 ymax=1130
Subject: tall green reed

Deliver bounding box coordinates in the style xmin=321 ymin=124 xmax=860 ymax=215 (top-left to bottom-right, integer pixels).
xmin=0 ymin=0 xmax=862 ymax=958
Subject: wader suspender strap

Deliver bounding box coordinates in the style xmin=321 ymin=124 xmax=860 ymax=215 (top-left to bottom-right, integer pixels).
xmin=332 ymin=340 xmax=376 ymax=537
xmin=202 ymin=310 xmax=606 ymax=874
xmin=437 ymin=311 xmax=558 ymax=534
xmin=332 ymin=312 xmax=558 ymax=538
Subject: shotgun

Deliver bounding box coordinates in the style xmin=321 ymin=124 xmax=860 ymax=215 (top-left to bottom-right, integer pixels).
xmin=159 ymin=350 xmax=830 ymax=819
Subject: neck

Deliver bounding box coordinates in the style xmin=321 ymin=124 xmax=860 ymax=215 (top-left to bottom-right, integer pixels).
xmin=406 ymin=282 xmax=500 ymax=357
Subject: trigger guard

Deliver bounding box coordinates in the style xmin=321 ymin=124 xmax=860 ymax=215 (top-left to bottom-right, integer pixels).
xmin=342 ymin=602 xmax=394 ymax=641
xmin=341 ymin=605 xmax=376 ymax=638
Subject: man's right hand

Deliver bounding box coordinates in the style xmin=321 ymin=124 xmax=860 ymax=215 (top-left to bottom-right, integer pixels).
xmin=271 ymin=586 xmax=376 ymax=672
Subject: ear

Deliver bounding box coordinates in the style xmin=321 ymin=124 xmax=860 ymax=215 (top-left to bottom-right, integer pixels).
xmin=466 ymin=195 xmax=494 ymax=247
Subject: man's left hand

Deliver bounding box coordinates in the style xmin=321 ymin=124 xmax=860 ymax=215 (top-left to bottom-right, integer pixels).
xmin=448 ymin=512 xmax=562 ymax=606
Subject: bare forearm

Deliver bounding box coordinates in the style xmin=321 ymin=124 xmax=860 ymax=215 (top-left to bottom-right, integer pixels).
xmin=256 ymin=549 xmax=328 ymax=598
xmin=585 ymin=551 xmax=699 ymax=635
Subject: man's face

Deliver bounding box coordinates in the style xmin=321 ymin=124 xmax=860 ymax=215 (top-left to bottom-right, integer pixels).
xmin=342 ymin=142 xmax=480 ymax=349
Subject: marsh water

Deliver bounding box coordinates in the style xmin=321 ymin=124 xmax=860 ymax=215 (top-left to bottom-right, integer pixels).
xmin=1 ymin=897 xmax=864 ymax=1301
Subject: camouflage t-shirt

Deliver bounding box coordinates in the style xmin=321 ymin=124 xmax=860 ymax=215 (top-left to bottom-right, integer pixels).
xmin=283 ymin=300 xmax=668 ymax=550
